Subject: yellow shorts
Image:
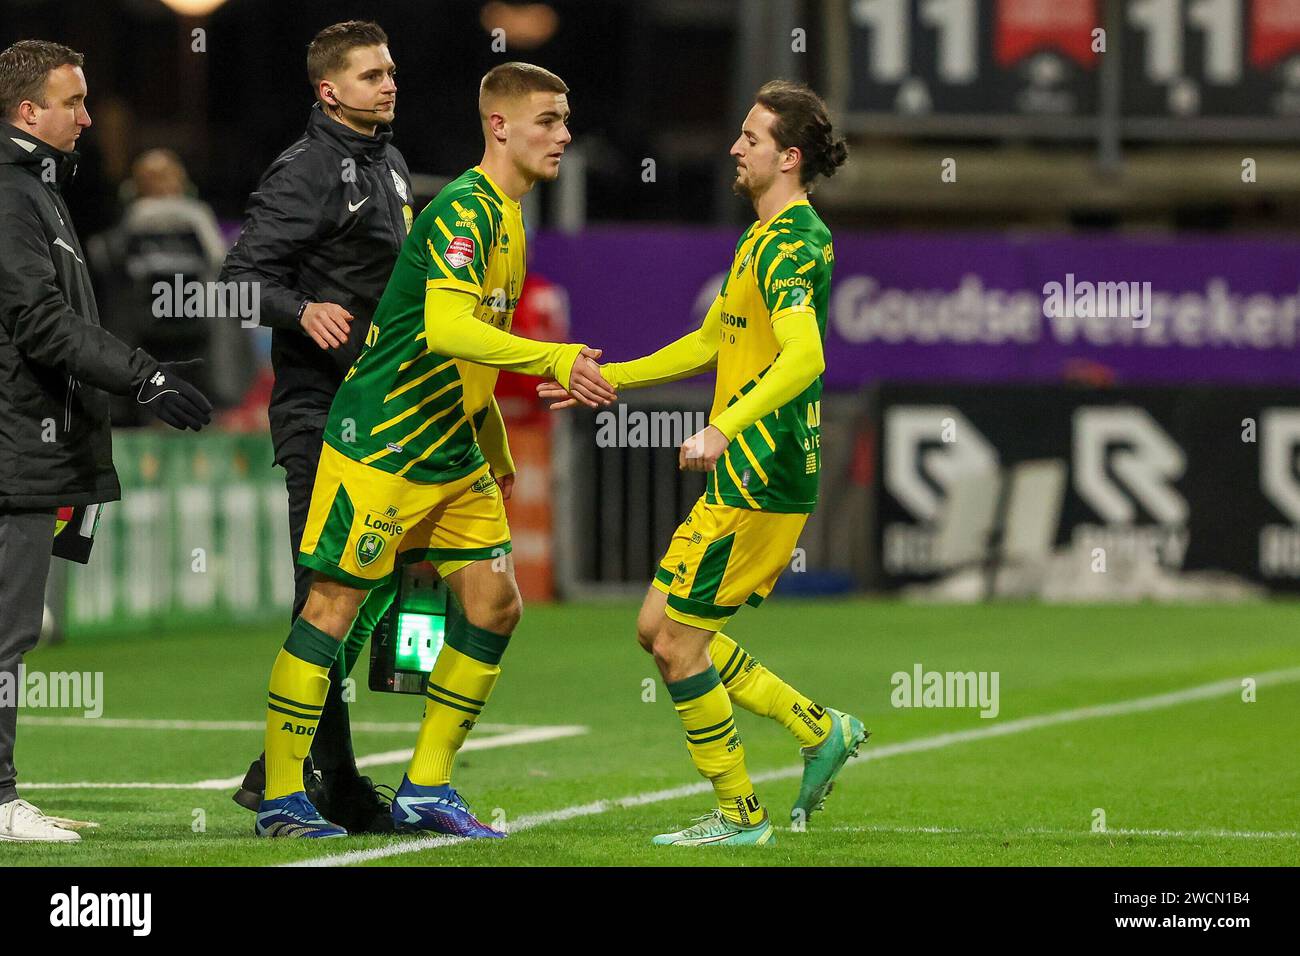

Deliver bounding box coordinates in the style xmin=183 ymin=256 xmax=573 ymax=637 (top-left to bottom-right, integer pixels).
xmin=652 ymin=497 xmax=808 ymax=631
xmin=298 ymin=442 xmax=511 ymax=589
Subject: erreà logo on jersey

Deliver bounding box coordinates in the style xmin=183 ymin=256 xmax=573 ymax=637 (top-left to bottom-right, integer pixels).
xmin=444 ymin=235 xmax=475 ymax=269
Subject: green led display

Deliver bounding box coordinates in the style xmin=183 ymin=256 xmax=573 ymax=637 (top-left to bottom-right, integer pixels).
xmin=395 ymin=611 xmax=445 ymax=673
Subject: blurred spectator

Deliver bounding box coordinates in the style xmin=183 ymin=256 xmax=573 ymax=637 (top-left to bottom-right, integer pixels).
xmin=88 ymin=149 xmax=253 ymax=423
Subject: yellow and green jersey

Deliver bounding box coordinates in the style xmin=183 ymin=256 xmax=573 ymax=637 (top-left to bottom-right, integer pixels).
xmin=708 ymin=199 xmax=834 ymax=514
xmin=324 ymin=166 xmax=526 ymax=483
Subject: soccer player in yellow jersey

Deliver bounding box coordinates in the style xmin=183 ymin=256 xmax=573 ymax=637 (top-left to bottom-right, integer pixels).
xmin=255 ymin=62 xmax=615 ymax=839
xmin=544 ymin=81 xmax=864 ymax=846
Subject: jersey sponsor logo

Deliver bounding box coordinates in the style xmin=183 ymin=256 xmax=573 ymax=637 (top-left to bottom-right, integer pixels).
xmin=771 ymin=275 xmax=812 ymax=292
xmin=356 ymin=532 xmax=386 ymax=567
xmin=391 ymin=169 xmax=408 ymax=201
xmin=348 ymin=196 xmax=369 ymax=213
xmin=364 ymin=512 xmax=404 ymax=536
xmin=470 ymin=473 xmax=498 ymax=495
xmin=444 ymin=235 xmax=476 ymax=269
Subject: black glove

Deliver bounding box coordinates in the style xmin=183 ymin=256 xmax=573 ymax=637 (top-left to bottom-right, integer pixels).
xmin=135 ymin=359 xmax=213 ymax=431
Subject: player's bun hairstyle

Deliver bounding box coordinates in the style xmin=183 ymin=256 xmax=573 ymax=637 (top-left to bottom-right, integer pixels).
xmin=479 ymin=61 xmax=568 ymax=111
xmin=307 ymin=20 xmax=388 ymax=92
xmin=0 ymin=39 xmax=84 ymax=120
xmin=754 ymin=80 xmax=848 ymax=189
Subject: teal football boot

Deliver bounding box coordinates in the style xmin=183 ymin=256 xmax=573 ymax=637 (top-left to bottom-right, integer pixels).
xmin=791 ymin=708 xmax=869 ymax=822
xmin=651 ymin=809 xmax=775 ymax=847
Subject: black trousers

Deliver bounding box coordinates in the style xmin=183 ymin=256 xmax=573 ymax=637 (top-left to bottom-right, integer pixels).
xmin=274 ymin=427 xmax=357 ymax=777
xmin=275 ymin=428 xmax=326 ymax=621
xmin=0 ymin=509 xmax=57 ymax=805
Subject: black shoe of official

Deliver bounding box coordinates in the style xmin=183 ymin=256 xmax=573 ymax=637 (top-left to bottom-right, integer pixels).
xmin=316 ymin=774 xmax=396 ymax=835
xmin=232 ymin=752 xmax=324 ymax=812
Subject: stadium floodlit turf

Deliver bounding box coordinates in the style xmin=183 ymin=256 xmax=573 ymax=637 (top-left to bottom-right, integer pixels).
xmin=6 ymin=600 xmax=1298 ymax=866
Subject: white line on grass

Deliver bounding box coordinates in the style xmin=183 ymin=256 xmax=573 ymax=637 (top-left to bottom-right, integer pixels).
xmin=829 ymin=825 xmax=1300 ymax=840
xmin=287 ymin=665 xmax=1300 ymax=867
xmin=18 ymin=716 xmax=524 ymax=734
xmin=22 ymin=725 xmax=588 ymax=791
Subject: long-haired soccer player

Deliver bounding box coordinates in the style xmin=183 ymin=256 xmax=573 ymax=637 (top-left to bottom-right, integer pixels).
xmin=541 ymin=81 xmax=864 ymax=846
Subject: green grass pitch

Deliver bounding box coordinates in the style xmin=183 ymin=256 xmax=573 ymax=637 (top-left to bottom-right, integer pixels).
xmin=6 ymin=600 xmax=1298 ymax=866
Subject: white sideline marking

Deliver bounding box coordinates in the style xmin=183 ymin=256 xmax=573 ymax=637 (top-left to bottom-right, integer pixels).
xmin=289 ymin=665 xmax=1300 ymax=867
xmin=830 ymin=825 xmax=1300 ymax=840
xmin=22 ymin=725 xmax=588 ymax=791
xmin=18 ymin=716 xmax=525 ymax=734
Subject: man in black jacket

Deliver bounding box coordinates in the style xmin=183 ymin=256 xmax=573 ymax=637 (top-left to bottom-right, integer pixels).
xmin=219 ymin=21 xmax=413 ymax=833
xmin=0 ymin=40 xmax=211 ymax=843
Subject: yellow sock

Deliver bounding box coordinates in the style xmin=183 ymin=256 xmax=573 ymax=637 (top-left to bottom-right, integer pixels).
xmin=264 ymin=618 xmax=338 ymax=800
xmin=408 ymin=617 xmax=511 ymax=787
xmin=668 ymin=666 xmax=763 ymax=826
xmin=711 ymin=631 xmax=833 ymax=749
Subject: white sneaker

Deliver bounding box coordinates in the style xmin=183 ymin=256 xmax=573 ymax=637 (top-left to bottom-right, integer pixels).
xmin=0 ymin=798 xmax=82 ymax=843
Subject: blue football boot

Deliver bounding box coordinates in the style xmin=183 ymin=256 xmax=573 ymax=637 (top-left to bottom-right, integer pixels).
xmin=255 ymin=791 xmax=348 ymax=838
xmin=390 ymin=775 xmax=506 ymax=838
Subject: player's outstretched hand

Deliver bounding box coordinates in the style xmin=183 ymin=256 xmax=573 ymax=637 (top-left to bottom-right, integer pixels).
xmin=301 ymin=301 xmax=353 ymax=350
xmin=679 ymin=424 xmax=729 ymax=472
xmin=564 ymin=347 xmax=617 ymax=408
